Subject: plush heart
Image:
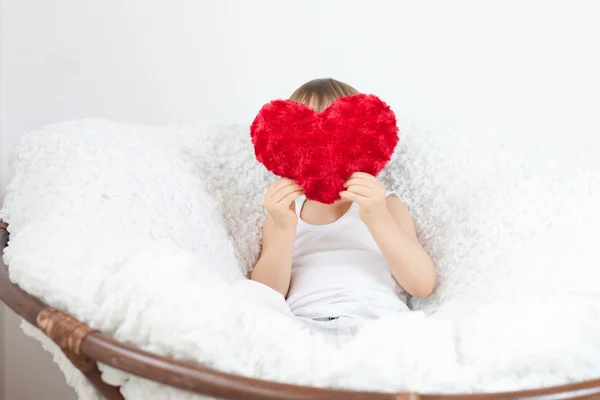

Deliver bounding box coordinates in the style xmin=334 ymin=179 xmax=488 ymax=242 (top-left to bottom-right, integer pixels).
xmin=250 ymin=93 xmax=399 ymax=204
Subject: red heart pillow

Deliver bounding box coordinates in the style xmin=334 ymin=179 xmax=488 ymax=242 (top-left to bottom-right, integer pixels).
xmin=250 ymin=94 xmax=399 ymax=204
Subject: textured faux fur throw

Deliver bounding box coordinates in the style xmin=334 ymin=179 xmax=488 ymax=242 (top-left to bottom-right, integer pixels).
xmin=1 ymin=119 xmax=599 ymax=400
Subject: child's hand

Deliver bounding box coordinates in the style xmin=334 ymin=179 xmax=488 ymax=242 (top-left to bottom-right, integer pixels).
xmin=264 ymin=178 xmax=303 ymax=230
xmin=340 ymin=172 xmax=389 ymax=225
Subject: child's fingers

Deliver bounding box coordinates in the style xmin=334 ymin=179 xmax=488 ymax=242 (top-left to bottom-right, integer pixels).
xmin=275 ymin=185 xmax=303 ymax=204
xmin=277 ymin=190 xmax=303 ymax=208
xmin=340 ymin=190 xmax=367 ymax=204
xmin=270 ymin=179 xmax=296 ymax=192
xmin=276 ymin=177 xmax=297 ymax=185
xmin=346 ymin=185 xmax=371 ymax=197
xmin=282 ymin=190 xmax=304 ymax=208
xmin=350 ymin=172 xmax=377 ymax=181
xmin=273 ymin=184 xmax=302 ymax=202
xmin=269 ymin=178 xmax=297 ymax=196
xmin=271 ymin=183 xmax=302 ymax=200
xmin=343 ymin=178 xmax=372 ymax=189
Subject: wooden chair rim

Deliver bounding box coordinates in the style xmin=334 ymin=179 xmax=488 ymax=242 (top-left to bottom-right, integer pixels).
xmin=1 ymin=222 xmax=600 ymax=400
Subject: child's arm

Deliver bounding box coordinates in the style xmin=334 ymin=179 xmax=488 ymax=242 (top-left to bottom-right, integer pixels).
xmin=341 ymin=172 xmax=436 ymax=298
xmin=368 ymin=197 xmax=436 ymax=298
xmin=250 ymin=178 xmax=303 ymax=297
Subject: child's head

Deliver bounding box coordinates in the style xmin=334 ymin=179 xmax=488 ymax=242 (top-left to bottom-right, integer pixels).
xmin=290 ymin=78 xmax=358 ymax=112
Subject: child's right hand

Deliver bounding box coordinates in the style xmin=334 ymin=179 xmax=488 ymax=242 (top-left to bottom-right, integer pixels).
xmin=264 ymin=178 xmax=303 ymax=230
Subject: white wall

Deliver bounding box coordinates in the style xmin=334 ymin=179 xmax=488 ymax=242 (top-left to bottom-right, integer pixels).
xmin=1 ymin=0 xmax=599 ymax=398
xmin=3 ymin=1 xmax=599 ymax=199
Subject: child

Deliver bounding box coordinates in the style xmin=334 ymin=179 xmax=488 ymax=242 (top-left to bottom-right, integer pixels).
xmin=250 ymin=78 xmax=436 ymax=335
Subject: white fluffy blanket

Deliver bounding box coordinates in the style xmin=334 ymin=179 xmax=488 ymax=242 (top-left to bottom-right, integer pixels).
xmin=2 ymin=119 xmax=600 ymax=399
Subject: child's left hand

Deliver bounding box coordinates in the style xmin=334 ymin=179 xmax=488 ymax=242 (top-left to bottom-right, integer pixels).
xmin=340 ymin=172 xmax=389 ymax=225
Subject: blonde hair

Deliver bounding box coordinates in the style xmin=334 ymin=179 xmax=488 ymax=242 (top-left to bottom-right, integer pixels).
xmin=289 ymin=78 xmax=359 ymax=112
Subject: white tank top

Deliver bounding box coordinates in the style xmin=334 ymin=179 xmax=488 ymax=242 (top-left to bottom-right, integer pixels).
xmin=286 ymin=193 xmax=409 ymax=320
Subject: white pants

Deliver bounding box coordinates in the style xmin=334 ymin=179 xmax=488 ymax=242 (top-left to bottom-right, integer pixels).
xmin=235 ymin=279 xmax=366 ymax=336
xmin=297 ymin=315 xmax=365 ymax=336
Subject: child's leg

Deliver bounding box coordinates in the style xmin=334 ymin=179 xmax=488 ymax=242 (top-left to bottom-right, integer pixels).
xmin=234 ymin=279 xmax=344 ymax=342
xmin=233 ymin=279 xmax=294 ymax=317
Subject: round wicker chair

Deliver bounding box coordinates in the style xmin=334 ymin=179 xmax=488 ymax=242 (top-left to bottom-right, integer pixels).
xmin=1 ymin=223 xmax=600 ymax=400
